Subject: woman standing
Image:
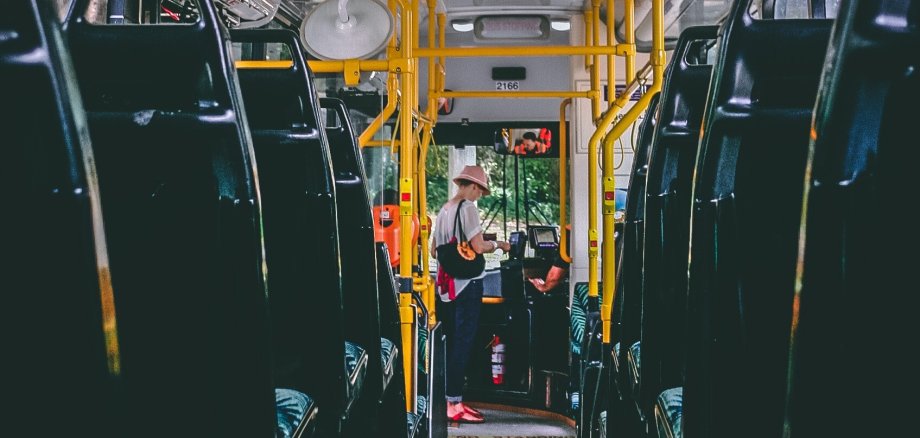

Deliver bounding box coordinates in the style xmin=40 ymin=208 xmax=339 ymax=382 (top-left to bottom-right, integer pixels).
xmin=432 ymin=165 xmax=510 ymax=423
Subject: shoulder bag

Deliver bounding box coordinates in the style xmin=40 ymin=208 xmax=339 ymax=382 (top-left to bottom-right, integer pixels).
xmin=436 ymin=200 xmax=485 ymax=279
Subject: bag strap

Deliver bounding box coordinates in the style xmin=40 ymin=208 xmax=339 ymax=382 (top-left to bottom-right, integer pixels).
xmin=452 ymin=199 xmax=467 ymax=243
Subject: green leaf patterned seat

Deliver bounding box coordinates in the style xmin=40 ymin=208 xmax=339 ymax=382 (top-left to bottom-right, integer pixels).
xmin=407 ymin=395 xmax=427 ymax=437
xmin=275 ymin=388 xmax=317 ymax=438
xmin=654 ymin=387 xmax=683 ymax=438
xmin=381 ymin=337 xmax=398 ymax=392
xmin=571 ymin=282 xmax=603 ymax=356
xmin=344 ymin=341 xmax=368 ymax=406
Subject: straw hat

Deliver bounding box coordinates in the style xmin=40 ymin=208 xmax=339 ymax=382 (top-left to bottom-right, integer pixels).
xmin=453 ymin=165 xmax=491 ymax=195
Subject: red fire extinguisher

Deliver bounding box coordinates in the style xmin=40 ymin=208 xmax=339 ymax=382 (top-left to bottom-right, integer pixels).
xmin=491 ymin=335 xmax=505 ymax=385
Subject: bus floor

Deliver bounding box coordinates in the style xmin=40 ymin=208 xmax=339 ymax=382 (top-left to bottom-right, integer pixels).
xmin=448 ymin=402 xmax=576 ymax=438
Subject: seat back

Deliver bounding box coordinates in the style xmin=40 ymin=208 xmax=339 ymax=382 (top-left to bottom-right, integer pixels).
xmin=375 ymin=242 xmax=413 ymax=435
xmin=787 ymin=1 xmax=920 ymax=436
xmin=684 ymin=2 xmax=832 ymax=437
xmin=230 ymin=29 xmax=351 ymax=432
xmin=612 ymin=92 xmax=660 ymax=394
xmin=64 ymin=2 xmax=276 ymax=435
xmin=2 ymin=1 xmax=116 ymax=433
xmin=638 ymin=25 xmax=718 ymax=414
xmin=322 ymin=97 xmax=385 ymax=402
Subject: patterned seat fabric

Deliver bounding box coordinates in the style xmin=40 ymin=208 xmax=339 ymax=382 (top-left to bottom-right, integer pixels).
xmin=418 ymin=318 xmax=428 ymax=374
xmin=407 ymin=395 xmax=428 ymax=437
xmin=629 ymin=342 xmax=641 ymax=372
xmin=381 ymin=337 xmax=398 ymax=390
xmin=628 ymin=341 xmax=642 ymax=396
xmin=654 ymin=387 xmax=683 ymax=438
xmin=344 ymin=341 xmax=368 ymax=402
xmin=571 ymin=282 xmax=604 ymax=356
xmin=275 ymin=388 xmax=315 ymax=438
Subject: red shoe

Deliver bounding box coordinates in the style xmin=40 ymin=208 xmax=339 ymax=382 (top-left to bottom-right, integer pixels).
xmin=463 ymin=405 xmax=484 ymax=419
xmin=449 ymin=411 xmax=485 ymax=424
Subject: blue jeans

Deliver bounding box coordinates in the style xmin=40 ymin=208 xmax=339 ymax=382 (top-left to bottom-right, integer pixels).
xmin=438 ymin=278 xmax=484 ymax=402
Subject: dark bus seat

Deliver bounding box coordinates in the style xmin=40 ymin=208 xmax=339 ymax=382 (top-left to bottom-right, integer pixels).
xmin=376 ymin=242 xmax=418 ymax=438
xmin=2 ymin=1 xmax=117 ymax=434
xmin=321 ymin=97 xmax=388 ymax=405
xmin=638 ymin=25 xmax=718 ymax=424
xmin=785 ymin=1 xmax=920 ymax=436
xmin=275 ymin=388 xmax=318 ymax=438
xmin=683 ymin=2 xmax=832 ymax=437
xmin=381 ymin=337 xmax=399 ymax=391
xmin=571 ymin=281 xmax=604 ymax=435
xmin=229 ymin=29 xmax=361 ymax=435
xmin=345 ymin=341 xmax=369 ymax=397
xmin=407 ymin=394 xmax=428 ymax=437
xmin=63 ymin=1 xmax=276 ymax=436
xmin=570 ymin=282 xmax=598 ymax=359
xmin=611 ymin=92 xmax=661 ymax=405
xmin=374 ymin=242 xmax=434 ymax=438
xmin=411 ymin=288 xmax=434 ymax=437
xmin=653 ymin=387 xmax=683 ymax=438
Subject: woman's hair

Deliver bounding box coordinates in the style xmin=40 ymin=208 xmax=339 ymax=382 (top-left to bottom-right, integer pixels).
xmin=456 ymin=179 xmax=485 ymax=192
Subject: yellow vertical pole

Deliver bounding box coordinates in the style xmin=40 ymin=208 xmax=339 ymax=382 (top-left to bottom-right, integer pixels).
xmin=584 ymin=9 xmax=593 ymax=70
xmin=438 ymin=13 xmax=445 ymax=77
xmin=600 ymin=115 xmax=618 ymax=347
xmin=412 ymin=2 xmax=423 ymax=276
xmin=607 ymin=0 xmax=615 ymax=109
xmin=591 ymin=1 xmax=602 ymax=121
xmin=625 ymin=0 xmax=636 ymax=83
xmin=388 ymin=0 xmax=398 ymax=58
xmin=601 ymin=0 xmax=620 ymax=347
xmin=559 ymin=99 xmax=572 ymax=263
xmin=394 ymin=0 xmax=418 ymax=413
xmin=599 ymin=0 xmax=665 ymax=344
xmin=417 ymin=0 xmax=440 ymax=327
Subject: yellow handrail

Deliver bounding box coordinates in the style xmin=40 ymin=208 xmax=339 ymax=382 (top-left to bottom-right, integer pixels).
xmin=439 ymin=90 xmax=594 ymax=99
xmin=414 ymin=45 xmax=621 ymax=58
xmin=607 ymin=0 xmax=615 ymax=110
xmin=592 ymin=1 xmax=601 ymax=121
xmin=586 ymin=19 xmax=658 ymax=304
xmin=559 ymin=98 xmax=572 ymax=264
xmin=307 ymin=59 xmax=389 ymax=73
xmin=235 ymin=60 xmax=292 ymax=69
xmin=584 ymin=8 xmax=594 ymax=69
xmin=599 ymin=0 xmax=665 ymax=345
xmin=625 ymin=0 xmax=637 ymax=82
xmin=359 ymin=74 xmax=399 ymax=147
xmin=397 ymin=0 xmax=418 ymax=413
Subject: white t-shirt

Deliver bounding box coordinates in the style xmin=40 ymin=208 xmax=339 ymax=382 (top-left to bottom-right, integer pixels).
xmin=433 ymin=199 xmax=485 ymax=300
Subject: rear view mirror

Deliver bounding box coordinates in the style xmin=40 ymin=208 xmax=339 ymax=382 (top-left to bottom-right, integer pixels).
xmin=494 ymin=127 xmax=558 ymax=158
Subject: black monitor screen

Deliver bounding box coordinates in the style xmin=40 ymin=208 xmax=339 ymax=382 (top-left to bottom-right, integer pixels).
xmin=528 ymin=226 xmax=558 ymax=250
xmin=535 ymin=229 xmax=556 ymax=245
